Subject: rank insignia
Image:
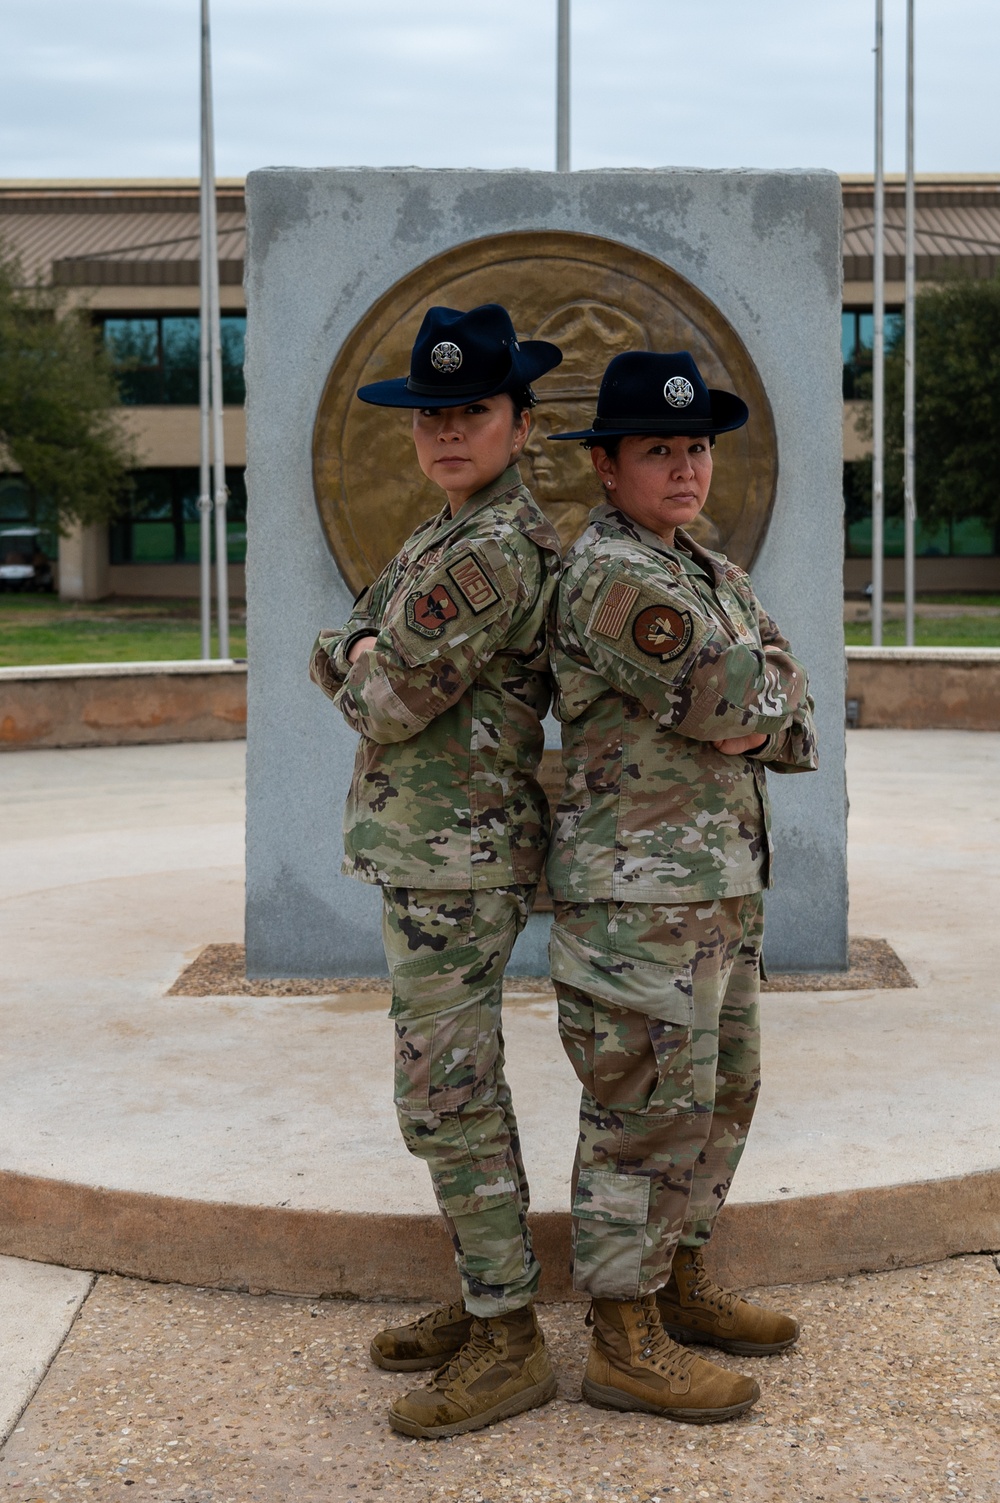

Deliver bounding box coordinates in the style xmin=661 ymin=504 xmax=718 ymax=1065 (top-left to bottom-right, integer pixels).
xmin=632 ymin=604 xmax=693 ymax=661
xmin=406 ymin=584 xmax=460 ymax=638
xmin=448 ymin=553 xmax=500 ymax=613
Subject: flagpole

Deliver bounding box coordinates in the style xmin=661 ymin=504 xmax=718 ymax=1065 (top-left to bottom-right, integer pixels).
xmin=197 ymin=8 xmax=212 ymax=659
xmin=871 ymin=0 xmax=885 ymax=647
xmin=201 ymin=0 xmax=230 ymax=659
xmin=556 ymin=0 xmax=570 ymax=172
xmin=903 ymin=0 xmax=917 ymax=647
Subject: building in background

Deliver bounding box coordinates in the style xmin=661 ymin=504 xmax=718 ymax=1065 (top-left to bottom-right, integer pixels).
xmin=1 ymin=174 xmax=998 ymax=600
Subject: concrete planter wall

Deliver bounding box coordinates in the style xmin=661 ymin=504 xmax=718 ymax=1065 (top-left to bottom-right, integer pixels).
xmin=0 ymin=661 xmax=247 ymax=751
xmin=2 ymin=650 xmax=998 ymax=751
xmin=846 ymin=647 xmax=1000 ymax=731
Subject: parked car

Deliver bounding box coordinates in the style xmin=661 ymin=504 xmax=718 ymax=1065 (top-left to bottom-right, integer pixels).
xmin=0 ymin=527 xmax=55 ymax=592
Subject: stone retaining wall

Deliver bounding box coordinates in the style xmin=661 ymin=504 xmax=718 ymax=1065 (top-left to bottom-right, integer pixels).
xmin=0 ymin=661 xmax=247 ymax=751
xmin=2 ymin=650 xmax=998 ymax=751
xmin=846 ymin=647 xmax=1000 ymax=731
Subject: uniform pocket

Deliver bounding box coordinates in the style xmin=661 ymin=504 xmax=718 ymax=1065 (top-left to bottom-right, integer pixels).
xmin=550 ymin=922 xmax=694 ymax=1113
xmin=549 ymin=923 xmax=693 ymax=1025
xmin=389 ymin=920 xmax=517 ymax=1114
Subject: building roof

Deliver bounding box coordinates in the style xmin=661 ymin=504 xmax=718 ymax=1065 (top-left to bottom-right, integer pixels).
xmin=1 ymin=175 xmax=998 ymax=293
xmin=842 ymin=175 xmax=1000 ymax=284
xmin=0 ymin=181 xmax=245 ymax=287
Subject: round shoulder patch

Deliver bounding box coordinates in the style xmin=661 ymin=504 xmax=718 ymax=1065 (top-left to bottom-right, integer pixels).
xmin=632 ymin=604 xmax=693 ymax=662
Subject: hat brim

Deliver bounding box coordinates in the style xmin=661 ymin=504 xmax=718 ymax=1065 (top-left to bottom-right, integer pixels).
xmin=548 ymin=390 xmax=749 ymax=440
xmin=357 ymin=340 xmax=562 ymax=408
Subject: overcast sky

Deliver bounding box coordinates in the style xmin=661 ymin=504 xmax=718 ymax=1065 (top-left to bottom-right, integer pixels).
xmin=3 ymin=0 xmax=997 ymax=181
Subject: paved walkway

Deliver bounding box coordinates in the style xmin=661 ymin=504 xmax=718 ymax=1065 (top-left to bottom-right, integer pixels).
xmin=2 ymin=1254 xmax=998 ymax=1500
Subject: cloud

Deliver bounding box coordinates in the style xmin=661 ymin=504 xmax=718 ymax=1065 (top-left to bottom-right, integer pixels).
xmin=0 ymin=0 xmax=996 ymax=178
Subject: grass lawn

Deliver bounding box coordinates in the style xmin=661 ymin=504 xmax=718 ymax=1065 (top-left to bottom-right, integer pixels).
xmin=844 ymin=615 xmax=1000 ymax=647
xmin=2 ymin=591 xmax=998 ymax=666
xmin=0 ymin=595 xmax=247 ymax=668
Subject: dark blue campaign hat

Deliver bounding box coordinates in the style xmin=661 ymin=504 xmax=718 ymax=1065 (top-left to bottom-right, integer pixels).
xmin=357 ymin=303 xmax=563 ymax=408
xmin=548 ymin=350 xmax=748 ymax=441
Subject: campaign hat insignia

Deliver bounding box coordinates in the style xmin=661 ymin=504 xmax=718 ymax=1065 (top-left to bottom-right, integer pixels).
xmin=664 ymin=375 xmax=695 ymax=408
xmin=431 ymin=341 xmax=463 ymax=373
xmin=357 ymin=304 xmax=562 ymax=408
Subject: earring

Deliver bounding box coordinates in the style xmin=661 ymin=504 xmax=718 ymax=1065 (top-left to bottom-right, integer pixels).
xmin=605 ymin=481 xmax=613 ymax=488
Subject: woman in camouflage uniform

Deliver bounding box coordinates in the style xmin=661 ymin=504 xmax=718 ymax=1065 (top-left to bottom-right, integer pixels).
xmin=309 ymin=304 xmax=563 ymax=1438
xmin=545 ymin=351 xmax=818 ymax=1423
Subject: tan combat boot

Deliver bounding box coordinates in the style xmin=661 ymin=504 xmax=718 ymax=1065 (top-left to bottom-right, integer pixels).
xmin=582 ymin=1295 xmax=759 ymax=1424
xmin=370 ymin=1301 xmax=472 ymax=1372
xmin=387 ymin=1305 xmax=557 ymax=1438
xmin=658 ymin=1238 xmax=800 ymax=1358
xmin=657 ymin=1245 xmax=799 ymax=1355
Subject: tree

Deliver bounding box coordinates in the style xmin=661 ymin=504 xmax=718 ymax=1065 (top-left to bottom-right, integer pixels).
xmin=0 ymin=243 xmax=133 ymax=532
xmin=857 ymin=274 xmax=1000 ymax=549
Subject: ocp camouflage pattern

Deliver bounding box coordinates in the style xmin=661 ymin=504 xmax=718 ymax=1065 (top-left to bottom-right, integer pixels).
xmin=546 ymin=503 xmax=819 ymax=903
xmin=381 ymin=884 xmax=541 ymax=1317
xmin=309 ymin=466 xmax=562 ymax=889
xmin=550 ymin=892 xmax=763 ymax=1297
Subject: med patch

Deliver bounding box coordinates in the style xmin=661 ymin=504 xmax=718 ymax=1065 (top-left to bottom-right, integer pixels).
xmin=632 ymin=604 xmax=694 ymax=663
xmin=405 ymin=584 xmax=460 ymax=639
xmin=447 ymin=552 xmax=502 ymax=614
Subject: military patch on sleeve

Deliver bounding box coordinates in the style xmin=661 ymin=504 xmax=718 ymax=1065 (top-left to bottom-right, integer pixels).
xmin=405 ymin=584 xmax=460 ymax=639
xmin=590 ymin=580 xmax=641 ymax=641
xmin=632 ymin=604 xmax=694 ymax=662
xmin=447 ymin=552 xmax=501 ymax=614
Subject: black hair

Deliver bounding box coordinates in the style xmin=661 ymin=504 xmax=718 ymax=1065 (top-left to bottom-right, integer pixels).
xmin=585 ymin=432 xmax=716 ymax=458
xmin=506 ymin=384 xmax=537 ymax=415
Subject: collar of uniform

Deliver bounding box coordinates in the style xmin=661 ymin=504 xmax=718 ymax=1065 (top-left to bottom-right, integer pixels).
xmin=590 ymin=503 xmax=722 ymax=583
xmin=413 ymin=464 xmax=524 ymax=563
xmin=458 ymin=463 xmax=524 ymax=518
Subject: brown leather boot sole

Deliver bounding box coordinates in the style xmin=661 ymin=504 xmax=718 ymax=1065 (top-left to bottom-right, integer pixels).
xmin=660 ymin=1317 xmax=798 ymax=1357
xmin=388 ymin=1371 xmax=557 ymax=1439
xmin=582 ymin=1373 xmax=758 ymax=1424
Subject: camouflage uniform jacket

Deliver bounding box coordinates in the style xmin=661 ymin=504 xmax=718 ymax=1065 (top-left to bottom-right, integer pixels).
xmin=547 ymin=503 xmax=818 ymax=903
xmin=310 ymin=465 xmax=562 ymax=890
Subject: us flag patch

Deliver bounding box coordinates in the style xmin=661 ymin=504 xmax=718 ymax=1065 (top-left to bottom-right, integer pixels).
xmin=591 ymin=580 xmax=640 ymax=641
xmin=448 ymin=553 xmax=501 ymax=613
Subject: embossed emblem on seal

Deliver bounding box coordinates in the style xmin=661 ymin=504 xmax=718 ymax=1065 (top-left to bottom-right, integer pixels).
xmin=663 ymin=375 xmax=695 ymax=408
xmin=632 ymin=604 xmax=693 ymax=662
xmin=431 ymin=340 xmax=463 ymax=373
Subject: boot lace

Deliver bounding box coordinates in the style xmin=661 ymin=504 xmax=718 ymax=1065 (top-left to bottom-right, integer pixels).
xmin=430 ymin=1320 xmax=498 ymax=1389
xmin=631 ymin=1302 xmax=699 ymax=1381
xmin=414 ymin=1300 xmax=466 ymax=1333
xmin=683 ymin=1251 xmax=740 ymax=1317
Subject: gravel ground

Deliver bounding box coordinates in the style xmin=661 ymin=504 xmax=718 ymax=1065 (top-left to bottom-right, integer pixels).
xmin=2 ymin=1257 xmax=998 ymax=1502
xmin=168 ymin=937 xmax=914 ymax=998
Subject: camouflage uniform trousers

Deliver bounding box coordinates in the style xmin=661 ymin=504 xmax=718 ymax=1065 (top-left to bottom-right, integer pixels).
xmin=550 ymin=893 xmax=764 ymax=1299
xmin=381 ymin=884 xmax=541 ymax=1319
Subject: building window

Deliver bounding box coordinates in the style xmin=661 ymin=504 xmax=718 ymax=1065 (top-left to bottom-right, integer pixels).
xmin=843 ymin=462 xmax=996 ymax=557
xmin=842 ymin=308 xmax=903 ymax=399
xmin=101 ymin=315 xmax=245 ymax=406
xmin=109 ymin=468 xmax=247 ymax=565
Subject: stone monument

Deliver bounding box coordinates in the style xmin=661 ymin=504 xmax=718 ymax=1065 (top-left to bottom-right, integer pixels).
xmin=244 ymin=168 xmax=846 ymax=976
